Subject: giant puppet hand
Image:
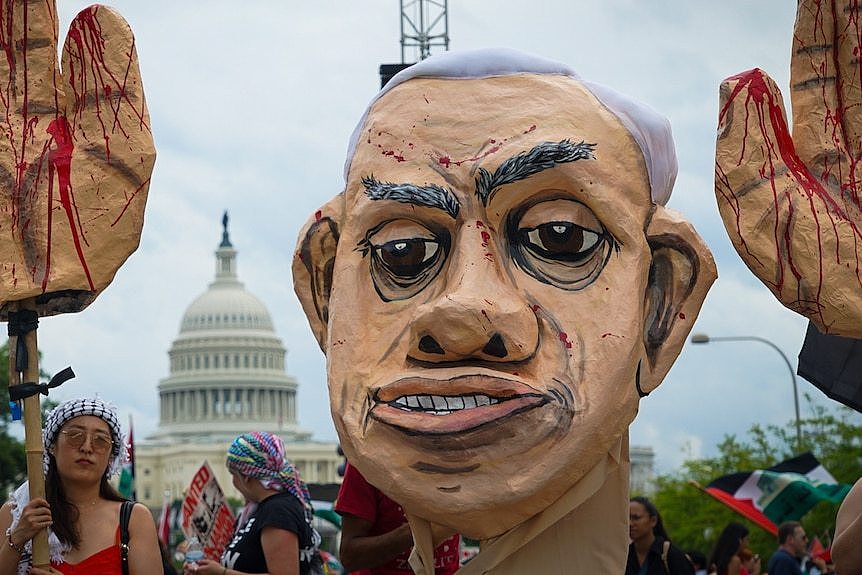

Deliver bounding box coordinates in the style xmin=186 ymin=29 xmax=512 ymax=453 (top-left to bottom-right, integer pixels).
xmin=715 ymin=0 xmax=862 ymax=338
xmin=0 ymin=1 xmax=154 ymax=316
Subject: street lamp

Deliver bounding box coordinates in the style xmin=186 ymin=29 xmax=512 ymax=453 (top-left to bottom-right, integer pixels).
xmin=689 ymin=333 xmax=802 ymax=451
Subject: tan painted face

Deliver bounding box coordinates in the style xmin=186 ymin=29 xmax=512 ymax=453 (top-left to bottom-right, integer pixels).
xmin=294 ymin=72 xmax=715 ymax=538
xmin=330 ymin=75 xmax=651 ymax=531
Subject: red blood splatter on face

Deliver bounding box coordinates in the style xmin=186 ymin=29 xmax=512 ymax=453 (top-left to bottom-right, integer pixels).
xmin=438 ymin=155 xmax=451 ymax=168
xmin=524 ymin=125 xmax=537 ymax=134
xmin=558 ymin=332 xmax=573 ymax=348
xmin=531 ymin=304 xmax=541 ymax=312
xmin=382 ymin=149 xmax=405 ymax=162
xmin=475 ymin=220 xmax=485 ymax=228
xmin=315 ymin=210 xmax=322 ymax=221
xmin=480 ymin=231 xmax=491 ymax=247
xmin=678 ymin=312 xmax=686 ymax=320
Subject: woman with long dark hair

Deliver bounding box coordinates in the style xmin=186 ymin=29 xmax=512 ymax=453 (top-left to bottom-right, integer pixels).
xmin=708 ymin=522 xmax=760 ymax=575
xmin=0 ymin=397 xmax=160 ymax=574
xmin=626 ymin=496 xmax=694 ymax=575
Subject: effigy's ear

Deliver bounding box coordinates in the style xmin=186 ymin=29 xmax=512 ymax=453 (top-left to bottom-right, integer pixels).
xmin=639 ymin=206 xmax=717 ymax=395
xmin=292 ymin=194 xmax=345 ymax=352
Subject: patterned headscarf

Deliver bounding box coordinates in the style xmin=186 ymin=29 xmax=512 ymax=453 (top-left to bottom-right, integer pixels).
xmin=226 ymin=432 xmax=314 ymax=518
xmin=43 ymin=397 xmax=125 ymax=477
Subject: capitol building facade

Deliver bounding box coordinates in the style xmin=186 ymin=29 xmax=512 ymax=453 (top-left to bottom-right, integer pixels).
xmin=133 ymin=218 xmax=340 ymax=507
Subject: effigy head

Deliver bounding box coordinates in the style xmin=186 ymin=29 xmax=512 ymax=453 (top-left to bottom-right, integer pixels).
xmin=294 ymin=48 xmax=716 ymax=538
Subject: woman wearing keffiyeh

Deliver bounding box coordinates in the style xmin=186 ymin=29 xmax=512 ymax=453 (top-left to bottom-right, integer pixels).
xmin=183 ymin=432 xmax=323 ymax=575
xmin=0 ymin=397 xmax=161 ymax=575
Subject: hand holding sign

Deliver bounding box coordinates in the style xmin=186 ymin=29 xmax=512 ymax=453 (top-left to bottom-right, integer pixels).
xmin=0 ymin=1 xmax=155 ymax=316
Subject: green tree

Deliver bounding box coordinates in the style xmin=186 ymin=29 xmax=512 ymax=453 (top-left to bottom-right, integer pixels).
xmin=646 ymin=401 xmax=862 ymax=563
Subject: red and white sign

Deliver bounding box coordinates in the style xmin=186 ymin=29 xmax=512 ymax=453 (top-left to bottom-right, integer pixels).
xmin=181 ymin=461 xmax=235 ymax=560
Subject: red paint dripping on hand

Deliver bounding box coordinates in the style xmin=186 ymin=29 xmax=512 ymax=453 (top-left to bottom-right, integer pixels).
xmin=46 ymin=116 xmax=94 ymax=291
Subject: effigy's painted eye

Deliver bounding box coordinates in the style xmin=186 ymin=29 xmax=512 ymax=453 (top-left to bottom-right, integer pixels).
xmin=508 ymin=199 xmax=615 ymax=290
xmin=362 ymin=220 xmax=450 ymax=301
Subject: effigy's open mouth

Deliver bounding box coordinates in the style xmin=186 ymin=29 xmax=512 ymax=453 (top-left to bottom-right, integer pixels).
xmin=371 ymin=375 xmax=549 ymax=435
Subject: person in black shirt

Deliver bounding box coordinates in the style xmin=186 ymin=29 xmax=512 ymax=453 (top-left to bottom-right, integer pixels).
xmin=183 ymin=432 xmax=322 ymax=575
xmin=626 ymin=496 xmax=693 ymax=575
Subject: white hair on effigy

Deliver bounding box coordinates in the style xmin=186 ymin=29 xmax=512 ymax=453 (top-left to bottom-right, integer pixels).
xmin=343 ymin=47 xmax=677 ymax=206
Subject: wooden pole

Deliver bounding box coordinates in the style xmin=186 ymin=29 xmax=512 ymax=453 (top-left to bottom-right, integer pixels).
xmin=8 ymin=298 xmax=48 ymax=566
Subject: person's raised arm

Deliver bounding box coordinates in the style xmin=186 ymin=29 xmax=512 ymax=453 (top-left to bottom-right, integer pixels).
xmin=714 ymin=0 xmax=862 ymax=339
xmin=338 ymin=513 xmax=414 ymax=572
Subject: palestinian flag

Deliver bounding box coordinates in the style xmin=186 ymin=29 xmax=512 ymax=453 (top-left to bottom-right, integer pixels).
xmin=118 ymin=415 xmax=136 ymax=500
xmin=698 ymin=452 xmax=851 ymax=534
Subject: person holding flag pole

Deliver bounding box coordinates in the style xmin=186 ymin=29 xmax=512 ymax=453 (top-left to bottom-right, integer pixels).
xmin=0 ymin=397 xmax=161 ymax=574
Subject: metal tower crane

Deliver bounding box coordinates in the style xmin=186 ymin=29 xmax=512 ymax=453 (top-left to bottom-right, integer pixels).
xmin=380 ymin=0 xmax=449 ymax=87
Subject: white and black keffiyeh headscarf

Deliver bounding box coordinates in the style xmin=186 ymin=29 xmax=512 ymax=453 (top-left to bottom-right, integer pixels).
xmin=43 ymin=397 xmax=125 ymax=477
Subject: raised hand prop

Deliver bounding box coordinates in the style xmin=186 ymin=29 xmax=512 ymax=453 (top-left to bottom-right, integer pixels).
xmin=715 ymin=0 xmax=862 ymax=338
xmin=0 ymin=1 xmax=154 ymax=566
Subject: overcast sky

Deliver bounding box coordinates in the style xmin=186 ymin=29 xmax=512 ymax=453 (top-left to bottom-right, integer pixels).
xmin=13 ymin=1 xmax=856 ymax=475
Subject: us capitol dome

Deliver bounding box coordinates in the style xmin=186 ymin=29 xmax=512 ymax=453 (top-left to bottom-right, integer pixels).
xmin=134 ymin=214 xmax=340 ymax=507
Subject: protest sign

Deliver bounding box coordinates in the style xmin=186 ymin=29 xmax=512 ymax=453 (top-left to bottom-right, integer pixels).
xmin=181 ymin=461 xmax=236 ymax=560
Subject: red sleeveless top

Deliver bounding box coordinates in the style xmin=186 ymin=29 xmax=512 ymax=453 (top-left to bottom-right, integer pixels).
xmin=53 ymin=526 xmax=122 ymax=575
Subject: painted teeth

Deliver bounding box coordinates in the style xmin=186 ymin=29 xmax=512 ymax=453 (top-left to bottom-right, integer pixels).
xmin=391 ymin=394 xmax=500 ymax=414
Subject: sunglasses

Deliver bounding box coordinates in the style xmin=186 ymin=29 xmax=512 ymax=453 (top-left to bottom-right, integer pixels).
xmin=60 ymin=429 xmax=114 ymax=453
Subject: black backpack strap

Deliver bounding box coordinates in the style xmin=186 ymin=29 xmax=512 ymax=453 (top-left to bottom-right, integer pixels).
xmin=119 ymin=500 xmax=134 ymax=575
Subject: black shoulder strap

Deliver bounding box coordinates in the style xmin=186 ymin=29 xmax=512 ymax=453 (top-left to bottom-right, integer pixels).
xmin=119 ymin=500 xmax=134 ymax=575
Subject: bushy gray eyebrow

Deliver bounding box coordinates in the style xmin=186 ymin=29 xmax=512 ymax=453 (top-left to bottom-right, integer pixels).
xmin=475 ymin=139 xmax=597 ymax=205
xmin=362 ymin=176 xmax=460 ymax=219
